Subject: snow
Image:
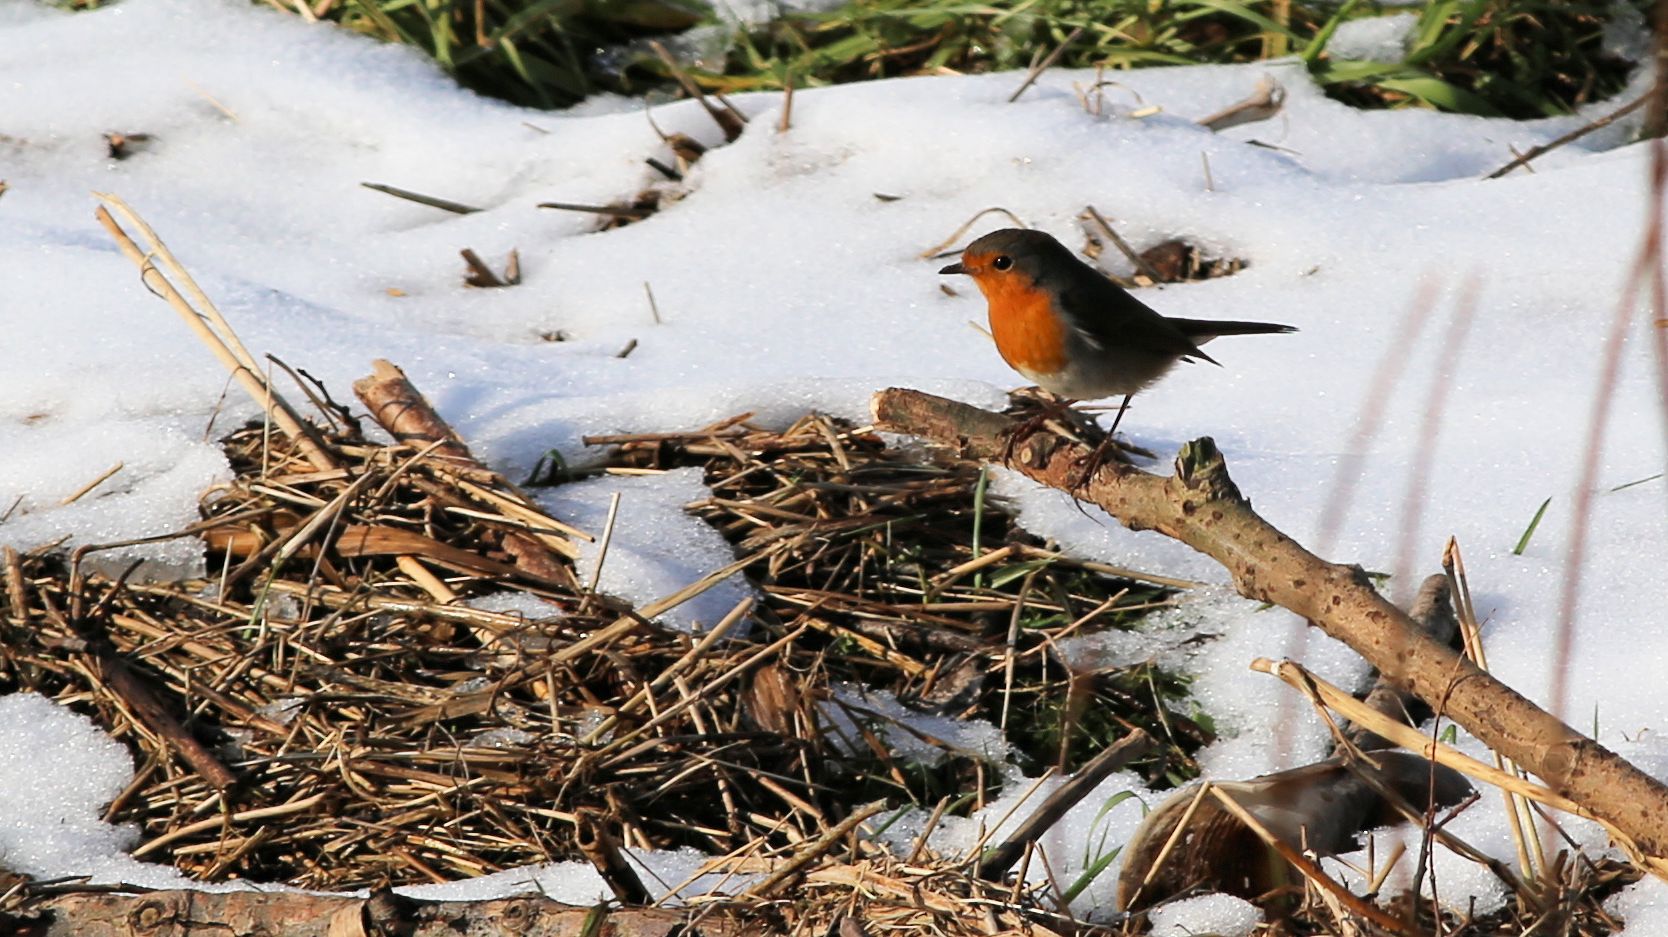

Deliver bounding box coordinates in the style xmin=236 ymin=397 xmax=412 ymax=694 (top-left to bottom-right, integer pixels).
xmin=2 ymin=0 xmax=1666 ymax=927
xmin=1611 ymin=873 xmax=1668 ymax=936
xmin=918 ymin=765 xmax=1150 ymax=912
xmin=1326 ymin=13 xmax=1418 ymax=62
xmin=466 ymin=590 xmax=565 ymax=620
xmin=536 ymin=467 xmax=755 ymax=633
xmin=1147 ymin=893 xmax=1263 ymax=937
xmin=398 ymin=861 xmax=612 ymax=904
xmin=398 ymin=846 xmax=762 ymax=904
xmin=824 ymin=682 xmax=1012 ymax=764
xmin=0 ymin=693 xmax=197 ymax=890
xmin=1056 ymin=586 xmax=1372 ymax=779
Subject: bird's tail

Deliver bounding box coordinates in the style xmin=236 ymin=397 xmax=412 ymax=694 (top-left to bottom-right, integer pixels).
xmin=1169 ymin=318 xmax=1298 ymax=340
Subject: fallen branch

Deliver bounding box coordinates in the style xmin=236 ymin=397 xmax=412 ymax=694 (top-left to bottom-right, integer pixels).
xmin=977 ymin=729 xmax=1152 ymax=880
xmin=1111 ymin=578 xmax=1475 ymax=911
xmin=360 ymin=181 xmax=482 ymax=214
xmin=352 ymin=359 xmax=581 ymax=586
xmin=870 ymin=387 xmax=1668 ymax=864
xmin=96 ymin=654 xmax=237 ymax=792
xmin=647 ymin=40 xmax=745 ymax=141
xmin=1485 ymin=94 xmax=1649 ymax=180
xmin=353 ymin=360 xmax=476 ymax=468
xmin=1196 ymin=75 xmax=1285 ymax=132
xmin=1008 ymin=25 xmax=1086 ymax=104
xmin=12 ymin=887 xmax=746 ymax=937
xmin=577 ymin=808 xmax=652 ymax=905
xmin=743 ymin=800 xmax=887 ymax=898
xmin=63 ymin=562 xmax=238 ymax=793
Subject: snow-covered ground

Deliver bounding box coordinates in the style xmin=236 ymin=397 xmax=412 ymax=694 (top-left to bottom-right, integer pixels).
xmin=3 ymin=0 xmax=1667 ymax=929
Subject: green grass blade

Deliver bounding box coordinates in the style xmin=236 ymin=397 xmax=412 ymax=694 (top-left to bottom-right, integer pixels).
xmin=1408 ymin=0 xmax=1462 ymax=57
xmin=1171 ymin=0 xmax=1299 ymax=40
xmin=1369 ymin=74 xmax=1501 ymax=115
xmin=1299 ymin=0 xmax=1361 ymax=65
xmin=1059 ymin=789 xmax=1143 ymax=903
xmin=350 ymin=0 xmax=423 ymax=46
xmin=987 ymin=558 xmax=1055 ymax=590
xmin=1405 ymin=0 xmax=1488 ymax=67
xmin=484 ymin=0 xmax=586 ymax=45
xmin=1512 ymin=496 xmax=1552 ymax=556
xmin=1062 ymin=844 xmax=1123 ymax=903
xmin=1080 ymin=789 xmax=1141 ymax=865
xmin=1311 ymin=58 xmax=1400 ymax=81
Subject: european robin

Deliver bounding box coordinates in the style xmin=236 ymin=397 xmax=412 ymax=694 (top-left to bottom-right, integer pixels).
xmin=940 ymin=228 xmax=1295 ymax=441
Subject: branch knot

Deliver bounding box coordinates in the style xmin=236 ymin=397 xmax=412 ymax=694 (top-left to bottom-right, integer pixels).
xmin=1174 ymin=437 xmax=1242 ymax=502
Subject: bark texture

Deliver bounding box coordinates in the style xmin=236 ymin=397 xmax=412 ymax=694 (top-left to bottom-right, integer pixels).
xmin=352 ymin=359 xmax=477 ymax=467
xmin=352 ymin=358 xmax=578 ymax=588
xmin=872 ymin=387 xmax=1668 ymax=859
xmin=11 ymin=889 xmax=745 ymax=937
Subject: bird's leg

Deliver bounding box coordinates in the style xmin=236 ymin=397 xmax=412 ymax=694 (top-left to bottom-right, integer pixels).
xmin=1106 ymin=394 xmax=1133 ymax=439
xmin=1001 ymin=389 xmax=1080 ymax=463
xmin=1069 ymin=394 xmax=1134 ymax=490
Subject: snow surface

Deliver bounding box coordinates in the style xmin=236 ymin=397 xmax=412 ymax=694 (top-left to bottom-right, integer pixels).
xmin=825 ymin=680 xmax=1012 ymax=764
xmin=2 ymin=0 xmax=1666 ymax=927
xmin=1055 ymin=586 xmax=1370 ymax=779
xmin=536 ymin=467 xmax=755 ymax=633
xmin=1326 ymin=12 xmax=1417 ymax=62
xmin=1147 ymin=893 xmax=1263 ymax=937
xmin=0 ymin=694 xmax=138 ymax=879
xmin=1611 ymin=873 xmax=1668 ymax=937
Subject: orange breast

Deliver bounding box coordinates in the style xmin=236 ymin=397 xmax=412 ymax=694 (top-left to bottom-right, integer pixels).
xmin=979 ymin=273 xmax=1069 ymax=377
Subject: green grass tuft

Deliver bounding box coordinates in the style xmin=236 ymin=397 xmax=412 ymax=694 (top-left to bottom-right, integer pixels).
xmin=182 ymin=0 xmax=1646 ymax=116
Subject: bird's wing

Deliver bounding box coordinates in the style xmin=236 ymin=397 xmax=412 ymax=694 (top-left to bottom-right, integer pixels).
xmin=1053 ymin=273 xmax=1218 ymax=365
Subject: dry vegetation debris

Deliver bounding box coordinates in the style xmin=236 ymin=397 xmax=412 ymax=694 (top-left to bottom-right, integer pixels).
xmin=0 ymin=387 xmax=1188 ymax=913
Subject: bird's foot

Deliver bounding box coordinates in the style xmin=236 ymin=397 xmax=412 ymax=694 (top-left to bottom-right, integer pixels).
xmin=1000 ymin=389 xmax=1091 ymax=463
xmin=1000 ymin=412 xmax=1050 ymax=463
xmin=1065 ymin=411 xmax=1152 ymax=492
xmin=1068 ymin=433 xmax=1125 ymax=491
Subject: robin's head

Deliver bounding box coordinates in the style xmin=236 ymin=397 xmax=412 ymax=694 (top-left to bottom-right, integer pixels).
xmin=938 ymin=228 xmax=1075 ymax=287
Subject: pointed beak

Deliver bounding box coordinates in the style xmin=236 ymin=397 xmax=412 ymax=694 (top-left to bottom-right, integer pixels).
xmin=939 ymin=262 xmax=967 ymax=275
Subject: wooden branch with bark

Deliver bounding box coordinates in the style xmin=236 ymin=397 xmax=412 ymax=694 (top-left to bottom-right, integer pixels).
xmin=870 ymin=387 xmax=1668 ymax=866
xmin=9 ymin=887 xmax=747 ymax=937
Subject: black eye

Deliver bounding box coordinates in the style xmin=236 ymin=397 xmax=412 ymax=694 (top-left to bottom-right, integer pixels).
xmin=992 ymin=255 xmax=1013 ymax=271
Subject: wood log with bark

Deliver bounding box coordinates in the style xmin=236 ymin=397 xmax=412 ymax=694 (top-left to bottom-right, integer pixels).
xmin=7 ymin=887 xmax=747 ymax=937
xmin=870 ymin=387 xmax=1668 ymax=868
